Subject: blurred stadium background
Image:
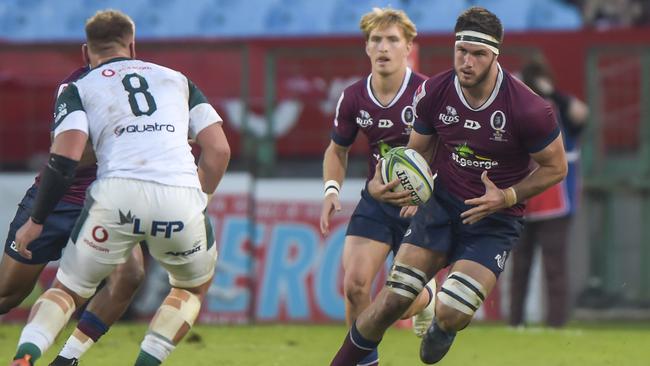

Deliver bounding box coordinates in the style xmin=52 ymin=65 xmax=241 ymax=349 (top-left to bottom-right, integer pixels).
xmin=1 ymin=0 xmax=650 ymax=364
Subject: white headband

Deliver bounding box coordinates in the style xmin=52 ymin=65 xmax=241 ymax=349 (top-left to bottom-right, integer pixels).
xmin=455 ymin=30 xmax=500 ymax=55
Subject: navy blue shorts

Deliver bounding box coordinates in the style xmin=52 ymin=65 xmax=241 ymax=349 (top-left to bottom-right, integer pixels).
xmin=403 ymin=183 xmax=524 ymax=276
xmin=3 ymin=185 xmax=83 ymax=264
xmin=346 ymin=188 xmax=411 ymax=254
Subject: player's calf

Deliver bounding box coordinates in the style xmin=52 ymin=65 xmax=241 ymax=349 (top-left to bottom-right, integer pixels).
xmin=135 ymin=288 xmax=202 ymax=365
xmin=0 ymin=254 xmax=46 ymax=315
xmin=0 ymin=292 xmax=28 ymax=315
xmin=331 ymin=262 xmax=428 ymax=366
xmin=13 ymin=288 xmax=77 ymax=364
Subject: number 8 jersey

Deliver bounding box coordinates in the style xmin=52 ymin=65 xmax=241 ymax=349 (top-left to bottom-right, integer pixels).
xmin=52 ymin=57 xmax=221 ymax=189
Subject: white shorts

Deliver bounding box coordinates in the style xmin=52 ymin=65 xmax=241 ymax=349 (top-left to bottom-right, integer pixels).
xmin=57 ymin=178 xmax=218 ymax=298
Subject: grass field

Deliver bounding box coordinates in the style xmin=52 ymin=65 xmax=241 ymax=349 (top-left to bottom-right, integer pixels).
xmin=1 ymin=322 xmax=649 ymax=365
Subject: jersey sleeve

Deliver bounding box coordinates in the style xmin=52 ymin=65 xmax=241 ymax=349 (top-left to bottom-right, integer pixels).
xmin=330 ymin=90 xmax=358 ymax=147
xmin=187 ymin=78 xmax=222 ymax=139
xmin=412 ymin=80 xmax=436 ymax=135
xmin=519 ymin=101 xmax=561 ymax=153
xmin=52 ymin=83 xmax=89 ymax=138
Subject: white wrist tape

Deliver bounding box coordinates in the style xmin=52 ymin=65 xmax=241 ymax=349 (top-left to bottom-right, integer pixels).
xmin=324 ymin=180 xmax=340 ymax=197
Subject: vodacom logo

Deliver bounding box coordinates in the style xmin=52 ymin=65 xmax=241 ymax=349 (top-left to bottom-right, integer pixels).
xmin=92 ymin=226 xmax=109 ymax=243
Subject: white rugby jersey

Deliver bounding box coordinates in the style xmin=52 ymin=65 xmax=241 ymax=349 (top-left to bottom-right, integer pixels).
xmin=52 ymin=58 xmax=221 ymax=189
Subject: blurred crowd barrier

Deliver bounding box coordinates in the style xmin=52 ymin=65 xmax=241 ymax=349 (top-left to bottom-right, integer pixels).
xmin=0 ymin=173 xmax=508 ymax=324
xmin=1 ymin=29 xmax=648 ymax=173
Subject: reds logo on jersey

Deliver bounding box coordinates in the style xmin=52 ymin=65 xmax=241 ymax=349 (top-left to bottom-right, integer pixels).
xmin=356 ymin=110 xmax=373 ymax=128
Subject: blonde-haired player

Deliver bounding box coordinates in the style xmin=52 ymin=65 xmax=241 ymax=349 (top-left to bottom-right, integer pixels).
xmin=10 ymin=9 xmax=229 ymax=366
xmin=320 ymin=7 xmax=435 ymax=366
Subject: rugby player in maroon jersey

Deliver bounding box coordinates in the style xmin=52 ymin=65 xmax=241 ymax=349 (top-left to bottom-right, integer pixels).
xmin=320 ymin=7 xmax=437 ymax=366
xmin=331 ymin=6 xmax=567 ymax=365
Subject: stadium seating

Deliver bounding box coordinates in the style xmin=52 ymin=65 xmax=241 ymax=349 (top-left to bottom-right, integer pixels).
xmin=0 ymin=0 xmax=583 ymax=40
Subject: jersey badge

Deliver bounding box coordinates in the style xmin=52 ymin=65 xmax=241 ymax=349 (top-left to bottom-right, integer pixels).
xmin=401 ymin=105 xmax=415 ymax=135
xmin=489 ymin=110 xmax=508 ymax=142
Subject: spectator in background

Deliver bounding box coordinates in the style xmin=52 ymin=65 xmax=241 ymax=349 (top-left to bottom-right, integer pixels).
xmin=509 ymin=58 xmax=589 ymax=328
xmin=582 ymin=0 xmax=649 ymax=29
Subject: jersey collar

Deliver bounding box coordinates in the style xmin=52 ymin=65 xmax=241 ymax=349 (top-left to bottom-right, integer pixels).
xmin=95 ymin=57 xmax=132 ymax=69
xmin=454 ymin=63 xmax=503 ymax=112
xmin=366 ymin=67 xmax=412 ymax=109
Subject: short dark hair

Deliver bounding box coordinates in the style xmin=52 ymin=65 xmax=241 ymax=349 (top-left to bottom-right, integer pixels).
xmin=85 ymin=10 xmax=135 ymax=55
xmin=454 ymin=6 xmax=503 ymax=44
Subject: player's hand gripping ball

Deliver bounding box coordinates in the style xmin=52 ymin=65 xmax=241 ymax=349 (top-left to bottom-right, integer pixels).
xmin=380 ymin=147 xmax=436 ymax=206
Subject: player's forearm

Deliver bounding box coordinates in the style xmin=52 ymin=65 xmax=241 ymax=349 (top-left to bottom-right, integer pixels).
xmin=407 ymin=131 xmax=437 ymax=164
xmin=31 ymin=154 xmax=79 ymax=224
xmin=198 ymin=147 xmax=230 ymax=194
xmin=323 ymin=144 xmax=348 ymax=186
xmin=510 ymin=163 xmax=567 ymax=205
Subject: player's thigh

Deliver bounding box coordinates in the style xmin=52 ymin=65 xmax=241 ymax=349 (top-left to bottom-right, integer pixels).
xmin=346 ymin=189 xmax=410 ymax=253
xmin=400 ymin=186 xmax=455 ymax=270
xmin=342 ymin=235 xmax=392 ymax=288
xmin=145 ymin=187 xmax=215 ymax=289
xmin=57 ymin=193 xmax=141 ymax=299
xmin=393 ymin=243 xmax=445 ymax=279
xmin=106 ymin=244 xmax=145 ymax=293
xmin=56 ymin=238 xmax=122 ymax=300
xmin=148 ymin=213 xmax=216 ymax=289
xmin=454 ymin=212 xmax=524 ymax=276
xmin=4 ymin=193 xmax=79 ymax=265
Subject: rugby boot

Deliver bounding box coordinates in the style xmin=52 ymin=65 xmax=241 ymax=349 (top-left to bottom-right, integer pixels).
xmin=412 ymin=277 xmax=437 ymax=338
xmin=48 ymin=356 xmax=79 ymax=366
xmin=419 ymin=321 xmax=456 ymax=364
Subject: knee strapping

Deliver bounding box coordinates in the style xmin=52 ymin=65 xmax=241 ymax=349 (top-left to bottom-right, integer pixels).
xmin=385 ymin=262 xmax=427 ymax=300
xmin=149 ymin=288 xmax=201 ymax=343
xmin=437 ymin=272 xmax=486 ymax=316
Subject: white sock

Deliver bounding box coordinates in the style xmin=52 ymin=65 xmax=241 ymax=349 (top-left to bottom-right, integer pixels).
xmin=18 ymin=324 xmax=51 ymax=354
xmin=141 ymin=333 xmax=175 ymax=362
xmin=59 ymin=330 xmax=95 ymax=359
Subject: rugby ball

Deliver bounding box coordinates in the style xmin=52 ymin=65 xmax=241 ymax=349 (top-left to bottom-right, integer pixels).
xmin=380 ymin=147 xmax=436 ymax=206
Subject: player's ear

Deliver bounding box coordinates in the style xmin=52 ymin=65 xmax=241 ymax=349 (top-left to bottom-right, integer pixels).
xmin=81 ymin=44 xmax=90 ymax=66
xmin=406 ymin=40 xmax=413 ymax=54
xmin=365 ymin=41 xmax=371 ymax=57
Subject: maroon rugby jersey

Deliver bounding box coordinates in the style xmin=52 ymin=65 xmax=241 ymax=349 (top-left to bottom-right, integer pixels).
xmin=331 ymin=68 xmax=427 ymax=180
xmin=413 ymin=65 xmax=560 ymax=216
xmin=34 ymin=66 xmax=96 ymax=206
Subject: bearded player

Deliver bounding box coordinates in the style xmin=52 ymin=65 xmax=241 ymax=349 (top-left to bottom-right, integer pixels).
xmin=331 ymin=6 xmax=567 ymax=365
